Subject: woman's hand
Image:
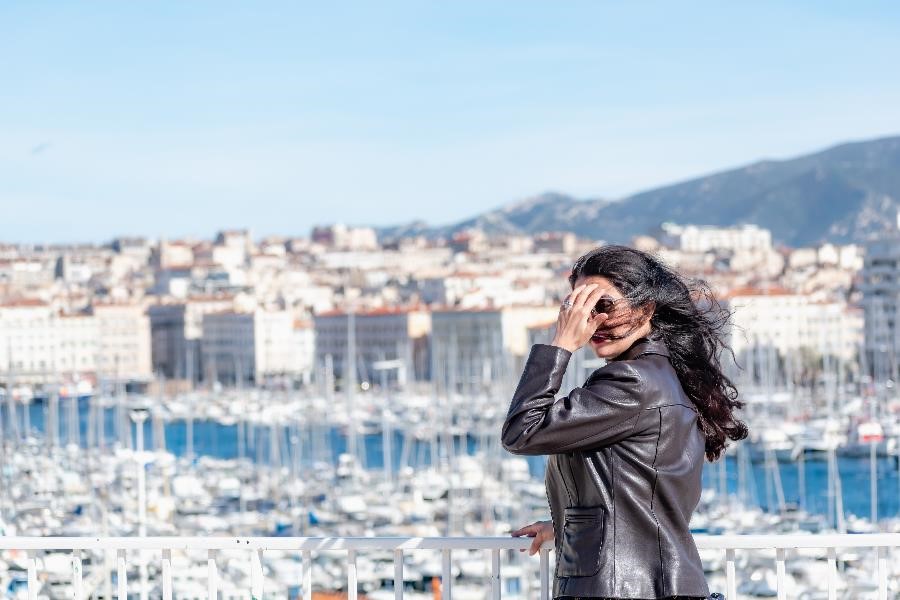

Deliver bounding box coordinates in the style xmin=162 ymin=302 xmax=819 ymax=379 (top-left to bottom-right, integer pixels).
xmin=510 ymin=520 xmax=554 ymax=555
xmin=551 ymin=283 xmax=611 ymax=353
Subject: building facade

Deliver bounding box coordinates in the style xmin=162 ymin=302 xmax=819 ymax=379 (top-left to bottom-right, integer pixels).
xmin=313 ymin=307 xmax=430 ymax=386
xmin=92 ymin=303 xmax=153 ymax=380
xmin=662 ymin=223 xmax=773 ymax=254
xmin=430 ymin=305 xmax=559 ymax=393
xmin=201 ymin=310 xmax=310 ymax=384
xmin=0 ymin=300 xmax=151 ymax=383
xmin=726 ymin=287 xmax=863 ymax=380
xmin=148 ymin=296 xmax=234 ymax=381
xmin=860 ymin=235 xmax=900 ymax=381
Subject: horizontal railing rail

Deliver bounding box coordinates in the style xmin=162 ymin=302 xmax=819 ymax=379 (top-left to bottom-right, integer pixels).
xmin=1 ymin=533 xmax=899 ymax=600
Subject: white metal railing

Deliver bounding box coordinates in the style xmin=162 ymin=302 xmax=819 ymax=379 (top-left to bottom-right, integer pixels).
xmin=1 ymin=533 xmax=899 ymax=600
xmin=694 ymin=533 xmax=900 ymax=600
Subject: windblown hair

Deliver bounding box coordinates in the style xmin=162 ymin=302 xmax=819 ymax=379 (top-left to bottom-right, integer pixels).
xmin=569 ymin=245 xmax=748 ymax=461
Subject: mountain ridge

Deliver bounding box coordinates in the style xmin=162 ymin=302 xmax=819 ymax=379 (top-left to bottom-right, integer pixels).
xmin=376 ymin=134 xmax=900 ymax=246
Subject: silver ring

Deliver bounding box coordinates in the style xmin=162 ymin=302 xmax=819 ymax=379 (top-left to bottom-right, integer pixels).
xmin=561 ymin=300 xmax=572 ymax=309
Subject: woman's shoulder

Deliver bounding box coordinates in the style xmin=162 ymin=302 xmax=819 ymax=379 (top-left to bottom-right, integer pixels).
xmin=584 ymin=357 xmax=643 ymax=388
xmin=585 ymin=350 xmax=684 ymax=401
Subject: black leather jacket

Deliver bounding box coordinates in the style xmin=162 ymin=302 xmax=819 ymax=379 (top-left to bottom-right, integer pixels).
xmin=501 ymin=336 xmax=710 ymax=599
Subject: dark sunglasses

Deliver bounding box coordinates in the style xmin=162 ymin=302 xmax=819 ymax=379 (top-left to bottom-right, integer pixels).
xmin=590 ymin=295 xmax=623 ymax=317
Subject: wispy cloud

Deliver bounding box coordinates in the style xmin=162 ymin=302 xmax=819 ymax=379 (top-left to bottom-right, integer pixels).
xmin=30 ymin=142 xmax=51 ymax=155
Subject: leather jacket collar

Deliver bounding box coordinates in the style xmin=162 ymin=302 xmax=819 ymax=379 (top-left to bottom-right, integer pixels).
xmin=609 ymin=333 xmax=670 ymax=361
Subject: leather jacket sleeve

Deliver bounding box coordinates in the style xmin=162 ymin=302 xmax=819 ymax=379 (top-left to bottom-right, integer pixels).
xmin=501 ymin=343 xmax=644 ymax=455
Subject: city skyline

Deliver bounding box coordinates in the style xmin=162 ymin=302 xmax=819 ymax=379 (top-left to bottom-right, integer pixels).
xmin=2 ymin=2 xmax=900 ymax=243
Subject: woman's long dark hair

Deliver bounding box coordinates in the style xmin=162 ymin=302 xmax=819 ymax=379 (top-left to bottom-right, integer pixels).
xmin=569 ymin=245 xmax=748 ymax=461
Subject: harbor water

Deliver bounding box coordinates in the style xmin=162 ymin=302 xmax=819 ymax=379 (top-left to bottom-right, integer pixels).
xmin=7 ymin=396 xmax=900 ymax=526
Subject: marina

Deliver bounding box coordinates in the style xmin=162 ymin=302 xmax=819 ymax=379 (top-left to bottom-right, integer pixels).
xmin=0 ymin=247 xmax=894 ymax=600
xmin=2 ymin=378 xmax=900 ymax=597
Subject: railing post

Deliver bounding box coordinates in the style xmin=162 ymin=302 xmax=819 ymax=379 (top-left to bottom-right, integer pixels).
xmin=442 ymin=548 xmax=452 ymax=600
xmin=72 ymin=549 xmax=83 ymax=599
xmin=104 ymin=548 xmax=114 ymax=600
xmin=877 ymin=546 xmax=887 ymax=600
xmin=490 ymin=549 xmax=501 ymax=600
xmin=394 ymin=549 xmax=404 ymax=600
xmin=725 ymin=548 xmax=737 ymax=600
xmin=117 ymin=548 xmax=127 ymax=600
xmin=826 ymin=546 xmax=837 ymax=600
xmin=775 ymin=547 xmax=786 ymax=600
xmin=540 ymin=547 xmax=550 ymax=600
xmin=27 ymin=551 xmax=37 ymax=600
xmin=208 ymin=549 xmax=218 ymax=600
xmin=162 ymin=548 xmax=173 ymax=600
xmin=302 ymin=549 xmax=312 ymax=600
xmin=251 ymin=548 xmax=264 ymax=600
xmin=348 ymin=549 xmax=358 ymax=600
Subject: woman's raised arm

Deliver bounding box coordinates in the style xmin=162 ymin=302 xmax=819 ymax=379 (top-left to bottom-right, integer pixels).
xmin=500 ymin=343 xmax=644 ymax=455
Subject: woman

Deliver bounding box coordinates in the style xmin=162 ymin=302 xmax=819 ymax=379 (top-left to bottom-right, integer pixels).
xmin=502 ymin=245 xmax=747 ymax=600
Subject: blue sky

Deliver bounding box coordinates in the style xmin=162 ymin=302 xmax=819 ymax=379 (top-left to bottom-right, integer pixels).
xmin=1 ymin=1 xmax=899 ymax=243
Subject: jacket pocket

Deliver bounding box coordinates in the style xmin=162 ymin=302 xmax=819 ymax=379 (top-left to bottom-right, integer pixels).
xmin=557 ymin=505 xmax=606 ymax=577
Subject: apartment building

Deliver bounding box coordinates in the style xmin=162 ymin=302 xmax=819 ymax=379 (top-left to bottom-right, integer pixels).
xmin=313 ymin=306 xmax=431 ymax=386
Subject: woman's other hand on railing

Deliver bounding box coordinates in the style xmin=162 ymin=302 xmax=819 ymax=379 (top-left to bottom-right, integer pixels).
xmin=510 ymin=520 xmax=554 ymax=555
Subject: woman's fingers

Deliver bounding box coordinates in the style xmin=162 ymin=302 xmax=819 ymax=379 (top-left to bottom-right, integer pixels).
xmin=512 ymin=522 xmax=538 ymax=552
xmin=582 ymin=285 xmax=613 ymax=311
xmin=528 ymin=526 xmax=553 ymax=555
xmin=553 ymin=285 xmax=618 ymax=351
xmin=512 ymin=522 xmax=554 ymax=555
xmin=510 ymin=522 xmax=540 ymax=537
xmin=568 ymin=283 xmax=599 ymax=310
xmin=589 ymin=312 xmax=609 ymax=326
xmin=512 ymin=521 xmax=554 ymax=555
